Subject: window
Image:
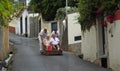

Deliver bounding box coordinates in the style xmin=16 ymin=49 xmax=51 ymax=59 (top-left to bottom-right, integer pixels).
xmin=51 ymin=22 xmax=57 ymax=32
xmin=74 ymin=36 xmax=81 ymax=41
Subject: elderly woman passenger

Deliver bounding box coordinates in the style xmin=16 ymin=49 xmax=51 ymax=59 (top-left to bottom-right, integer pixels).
xmin=43 ymin=34 xmax=52 ymax=50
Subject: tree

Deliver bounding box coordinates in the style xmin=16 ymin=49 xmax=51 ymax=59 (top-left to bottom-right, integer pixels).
xmin=0 ymin=0 xmax=13 ymax=27
xmin=68 ymin=0 xmax=78 ymax=7
xmin=55 ymin=7 xmax=78 ymax=20
xmin=78 ymin=0 xmax=120 ymax=32
xmin=30 ymin=0 xmax=66 ymax=21
xmin=29 ymin=0 xmax=77 ymax=21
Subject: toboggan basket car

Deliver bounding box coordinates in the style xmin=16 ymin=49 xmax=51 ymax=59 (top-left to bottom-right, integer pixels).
xmin=40 ymin=44 xmax=62 ymax=55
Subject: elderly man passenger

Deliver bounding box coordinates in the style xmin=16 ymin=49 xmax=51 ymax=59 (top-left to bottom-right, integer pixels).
xmin=50 ymin=33 xmax=60 ymax=50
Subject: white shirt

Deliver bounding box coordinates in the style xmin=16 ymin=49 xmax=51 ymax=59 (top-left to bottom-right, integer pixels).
xmin=40 ymin=29 xmax=48 ymax=38
xmin=38 ymin=29 xmax=49 ymax=40
xmin=50 ymin=37 xmax=59 ymax=45
xmin=51 ymin=30 xmax=60 ymax=37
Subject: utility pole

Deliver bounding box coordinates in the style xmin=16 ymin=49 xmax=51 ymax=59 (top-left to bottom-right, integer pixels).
xmin=32 ymin=3 xmax=35 ymax=37
xmin=61 ymin=0 xmax=69 ymax=50
xmin=66 ymin=0 xmax=68 ymax=16
xmin=64 ymin=0 xmax=68 ymax=50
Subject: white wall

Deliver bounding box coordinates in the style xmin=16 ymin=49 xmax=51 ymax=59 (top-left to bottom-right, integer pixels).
xmin=9 ymin=19 xmax=16 ymax=27
xmin=81 ymin=20 xmax=120 ymax=71
xmin=14 ymin=9 xmax=29 ymax=35
xmin=14 ymin=9 xmax=39 ymax=37
xmin=9 ymin=17 xmax=20 ymax=35
xmin=41 ymin=18 xmax=51 ymax=33
xmin=107 ymin=20 xmax=120 ymax=71
xmin=22 ymin=10 xmax=28 ymax=35
xmin=15 ymin=18 xmax=20 ymax=35
xmin=26 ymin=0 xmax=31 ymax=6
xmin=68 ymin=13 xmax=82 ymax=44
xmin=81 ymin=26 xmax=97 ymax=62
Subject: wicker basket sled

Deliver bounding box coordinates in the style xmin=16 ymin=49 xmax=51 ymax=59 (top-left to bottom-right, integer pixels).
xmin=40 ymin=44 xmax=62 ymax=55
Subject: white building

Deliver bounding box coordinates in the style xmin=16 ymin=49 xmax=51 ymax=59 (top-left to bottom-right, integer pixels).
xmin=38 ymin=15 xmax=60 ymax=35
xmin=9 ymin=9 xmax=39 ymax=37
xmin=81 ymin=17 xmax=120 ymax=71
xmin=67 ymin=13 xmax=82 ymax=55
xmin=26 ymin=0 xmax=31 ymax=6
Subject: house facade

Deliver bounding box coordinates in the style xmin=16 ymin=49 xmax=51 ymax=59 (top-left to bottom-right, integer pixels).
xmin=81 ymin=18 xmax=120 ymax=71
xmin=67 ymin=13 xmax=82 ymax=55
xmin=38 ymin=15 xmax=60 ymax=34
xmin=107 ymin=20 xmax=120 ymax=71
xmin=9 ymin=9 xmax=29 ymax=36
xmin=9 ymin=9 xmax=39 ymax=38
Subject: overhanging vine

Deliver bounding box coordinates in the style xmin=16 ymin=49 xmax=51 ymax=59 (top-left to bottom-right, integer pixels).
xmin=78 ymin=0 xmax=120 ymax=32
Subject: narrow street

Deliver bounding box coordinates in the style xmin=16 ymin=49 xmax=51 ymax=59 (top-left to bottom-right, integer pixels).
xmin=10 ymin=33 xmax=111 ymax=71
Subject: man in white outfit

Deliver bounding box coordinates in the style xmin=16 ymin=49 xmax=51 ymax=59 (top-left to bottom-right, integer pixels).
xmin=50 ymin=33 xmax=60 ymax=50
xmin=51 ymin=29 xmax=60 ymax=39
xmin=38 ymin=28 xmax=48 ymax=51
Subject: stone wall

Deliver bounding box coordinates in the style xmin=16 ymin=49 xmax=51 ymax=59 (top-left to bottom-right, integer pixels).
xmin=0 ymin=27 xmax=10 ymax=60
xmin=68 ymin=42 xmax=81 ymax=55
xmin=29 ymin=17 xmax=39 ymax=38
xmin=0 ymin=28 xmax=3 ymax=51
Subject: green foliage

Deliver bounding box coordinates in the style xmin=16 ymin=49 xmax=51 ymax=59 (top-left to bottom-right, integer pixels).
xmin=55 ymin=8 xmax=66 ymax=20
xmin=29 ymin=0 xmax=78 ymax=21
xmin=68 ymin=0 xmax=78 ymax=7
xmin=30 ymin=0 xmax=66 ymax=21
xmin=78 ymin=0 xmax=120 ymax=32
xmin=0 ymin=0 xmax=13 ymax=27
xmin=55 ymin=7 xmax=78 ymax=20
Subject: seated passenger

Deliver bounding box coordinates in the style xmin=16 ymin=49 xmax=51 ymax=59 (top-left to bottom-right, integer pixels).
xmin=50 ymin=33 xmax=60 ymax=50
xmin=51 ymin=29 xmax=60 ymax=39
xmin=43 ymin=34 xmax=52 ymax=50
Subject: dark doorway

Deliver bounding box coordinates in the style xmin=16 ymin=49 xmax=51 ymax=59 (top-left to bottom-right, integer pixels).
xmin=101 ymin=24 xmax=108 ymax=68
xmin=101 ymin=58 xmax=108 ymax=68
xmin=25 ymin=17 xmax=28 ymax=37
xmin=51 ymin=22 xmax=57 ymax=32
xmin=20 ymin=17 xmax=23 ymax=34
xmin=102 ymin=25 xmax=105 ymax=55
xmin=39 ymin=19 xmax=41 ymax=32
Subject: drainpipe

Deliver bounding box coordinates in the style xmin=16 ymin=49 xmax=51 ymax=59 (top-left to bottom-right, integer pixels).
xmin=96 ymin=18 xmax=100 ymax=59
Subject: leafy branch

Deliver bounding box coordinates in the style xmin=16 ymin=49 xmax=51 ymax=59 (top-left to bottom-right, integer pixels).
xmin=0 ymin=0 xmax=13 ymax=27
xmin=55 ymin=7 xmax=78 ymax=20
xmin=78 ymin=0 xmax=120 ymax=32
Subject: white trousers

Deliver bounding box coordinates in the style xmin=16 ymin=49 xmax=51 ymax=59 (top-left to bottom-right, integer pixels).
xmin=38 ymin=38 xmax=43 ymax=51
xmin=39 ymin=43 xmax=42 ymax=51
